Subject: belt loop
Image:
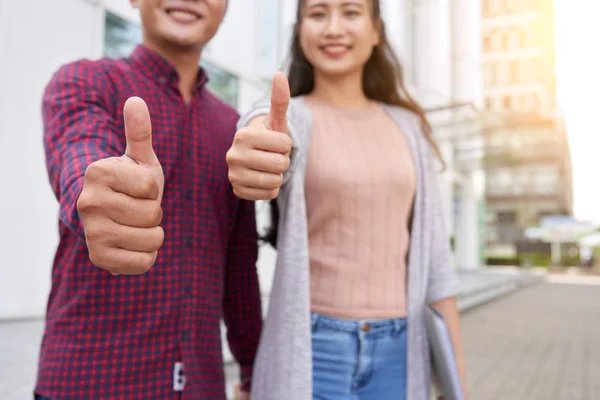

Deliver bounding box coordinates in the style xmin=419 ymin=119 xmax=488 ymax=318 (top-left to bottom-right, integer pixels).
xmin=392 ymin=319 xmax=403 ymax=337
xmin=311 ymin=313 xmax=319 ymax=330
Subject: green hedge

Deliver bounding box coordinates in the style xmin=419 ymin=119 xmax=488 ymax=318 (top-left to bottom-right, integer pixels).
xmin=487 ymin=253 xmax=552 ymax=267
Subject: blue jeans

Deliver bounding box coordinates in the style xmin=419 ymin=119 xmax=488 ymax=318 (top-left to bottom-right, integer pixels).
xmin=311 ymin=312 xmax=408 ymax=400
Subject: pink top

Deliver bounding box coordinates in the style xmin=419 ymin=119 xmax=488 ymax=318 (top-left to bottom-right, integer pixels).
xmin=305 ymin=98 xmax=416 ymax=319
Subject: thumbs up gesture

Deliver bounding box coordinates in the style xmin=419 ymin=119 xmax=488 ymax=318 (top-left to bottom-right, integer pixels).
xmin=226 ymin=72 xmax=292 ymax=200
xmin=77 ymin=97 xmax=165 ymax=275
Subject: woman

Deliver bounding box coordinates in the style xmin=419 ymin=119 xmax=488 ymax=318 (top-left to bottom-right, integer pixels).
xmin=226 ymin=0 xmax=468 ymax=399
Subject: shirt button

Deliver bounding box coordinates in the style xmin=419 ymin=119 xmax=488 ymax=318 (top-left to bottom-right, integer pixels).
xmin=184 ymin=237 xmax=193 ymax=248
xmin=159 ymin=76 xmax=167 ymax=84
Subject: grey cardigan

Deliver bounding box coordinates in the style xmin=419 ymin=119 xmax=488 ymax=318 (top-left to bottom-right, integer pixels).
xmin=237 ymin=96 xmax=460 ymax=400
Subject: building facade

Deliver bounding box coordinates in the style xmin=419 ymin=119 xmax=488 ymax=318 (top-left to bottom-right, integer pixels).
xmin=480 ymin=0 xmax=573 ymax=260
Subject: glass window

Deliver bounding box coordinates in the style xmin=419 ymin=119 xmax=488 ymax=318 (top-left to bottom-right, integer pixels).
xmin=483 ymin=64 xmax=496 ymax=86
xmin=483 ymin=34 xmax=492 ymax=53
xmin=103 ymin=11 xmax=239 ymax=107
xmin=504 ymin=0 xmax=518 ymax=12
xmin=104 ymin=12 xmax=142 ymax=58
xmin=488 ymin=0 xmax=502 ymax=15
xmin=257 ymin=0 xmax=281 ymax=79
xmin=497 ymin=61 xmax=512 ymax=84
xmin=485 ymin=98 xmax=493 ymax=110
xmin=490 ymin=31 xmax=503 ymax=52
xmin=533 ymin=166 xmax=559 ymax=193
xmin=200 ymin=60 xmax=239 ymax=107
xmin=507 ymin=29 xmax=520 ymax=50
xmin=510 ymin=60 xmax=519 ymax=83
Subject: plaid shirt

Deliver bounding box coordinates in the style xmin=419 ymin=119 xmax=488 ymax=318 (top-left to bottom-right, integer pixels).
xmin=36 ymin=45 xmax=262 ymax=400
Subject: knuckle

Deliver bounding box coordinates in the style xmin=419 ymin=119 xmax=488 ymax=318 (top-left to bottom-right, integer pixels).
xmin=83 ymin=161 xmax=104 ymax=182
xmin=226 ymin=150 xmax=241 ymax=167
xmin=149 ymin=203 xmax=163 ymax=225
xmin=139 ymin=251 xmax=158 ymax=271
xmin=139 ymin=174 xmax=158 ymax=197
xmin=225 ymin=148 xmax=236 ymax=165
xmin=154 ymin=226 xmax=165 ymax=249
xmin=76 ymin=191 xmax=93 ymax=213
xmin=233 ymin=187 xmax=256 ymax=201
xmin=282 ymin=135 xmax=293 ymax=151
xmin=87 ymin=248 xmax=106 ymax=269
xmin=232 ymin=187 xmax=247 ymax=200
xmin=84 ymin=159 xmax=115 ymax=187
xmin=274 ymin=154 xmax=290 ymax=173
xmin=83 ymin=225 xmax=103 ymax=243
xmin=228 ymin=170 xmax=240 ymax=185
xmin=273 ymin=173 xmax=283 ymax=189
xmin=234 ymin=129 xmax=249 ymax=145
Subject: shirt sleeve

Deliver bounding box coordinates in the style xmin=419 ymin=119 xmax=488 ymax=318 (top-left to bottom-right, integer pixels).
xmin=223 ymin=198 xmax=262 ymax=392
xmin=42 ymin=60 xmax=123 ymax=240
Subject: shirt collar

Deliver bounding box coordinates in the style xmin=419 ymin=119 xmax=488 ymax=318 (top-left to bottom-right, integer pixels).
xmin=128 ymin=44 xmax=209 ymax=90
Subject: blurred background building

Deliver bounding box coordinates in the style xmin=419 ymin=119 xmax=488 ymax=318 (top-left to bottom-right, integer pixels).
xmin=480 ymin=0 xmax=574 ymax=264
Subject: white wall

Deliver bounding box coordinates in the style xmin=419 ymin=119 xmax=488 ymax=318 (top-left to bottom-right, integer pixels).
xmin=209 ymin=0 xmax=257 ymax=77
xmin=0 ymin=0 xmax=104 ymax=319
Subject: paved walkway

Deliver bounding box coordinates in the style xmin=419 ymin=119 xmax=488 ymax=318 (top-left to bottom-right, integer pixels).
xmin=2 ymin=270 xmax=597 ymax=400
xmin=461 ymin=276 xmax=600 ymax=400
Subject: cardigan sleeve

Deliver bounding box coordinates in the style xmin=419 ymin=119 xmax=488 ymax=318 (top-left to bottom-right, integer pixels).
xmin=423 ymin=142 xmax=461 ymax=303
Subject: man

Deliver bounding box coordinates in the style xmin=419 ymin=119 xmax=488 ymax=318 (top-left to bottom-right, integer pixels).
xmin=36 ymin=1 xmax=261 ymax=399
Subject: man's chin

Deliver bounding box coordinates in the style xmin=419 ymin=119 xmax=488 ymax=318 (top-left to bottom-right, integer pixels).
xmin=156 ymin=33 xmax=205 ymax=53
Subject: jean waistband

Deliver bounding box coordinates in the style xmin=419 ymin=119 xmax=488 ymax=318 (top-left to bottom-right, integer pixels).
xmin=311 ymin=312 xmax=407 ymax=336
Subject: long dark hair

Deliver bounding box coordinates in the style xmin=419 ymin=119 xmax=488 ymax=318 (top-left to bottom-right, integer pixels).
xmin=262 ymin=0 xmax=443 ymax=248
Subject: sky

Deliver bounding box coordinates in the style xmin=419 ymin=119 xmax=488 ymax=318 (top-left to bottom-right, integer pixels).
xmin=554 ymin=0 xmax=600 ymax=223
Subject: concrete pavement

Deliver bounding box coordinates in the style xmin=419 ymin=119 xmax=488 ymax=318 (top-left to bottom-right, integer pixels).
xmin=461 ymin=276 xmax=600 ymax=400
xmin=0 ymin=267 xmax=574 ymax=400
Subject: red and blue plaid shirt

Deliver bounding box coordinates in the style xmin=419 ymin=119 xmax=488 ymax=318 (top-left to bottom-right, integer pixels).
xmin=36 ymin=45 xmax=262 ymax=400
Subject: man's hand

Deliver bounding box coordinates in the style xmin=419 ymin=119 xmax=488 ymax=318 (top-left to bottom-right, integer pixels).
xmin=238 ymin=391 xmax=250 ymax=400
xmin=77 ymin=96 xmax=165 ymax=275
xmin=234 ymin=383 xmax=250 ymax=400
xmin=226 ymin=72 xmax=292 ymax=200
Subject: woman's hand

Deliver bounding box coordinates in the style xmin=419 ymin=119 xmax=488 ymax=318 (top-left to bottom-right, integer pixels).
xmin=226 ymin=73 xmax=292 ymax=201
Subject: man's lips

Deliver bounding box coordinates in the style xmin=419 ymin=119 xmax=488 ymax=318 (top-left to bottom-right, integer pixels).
xmin=165 ymin=8 xmax=202 ymax=22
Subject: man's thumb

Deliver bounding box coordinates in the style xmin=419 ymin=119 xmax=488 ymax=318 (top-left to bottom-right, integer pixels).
xmin=265 ymin=72 xmax=290 ymax=133
xmin=123 ymin=96 xmax=159 ymax=166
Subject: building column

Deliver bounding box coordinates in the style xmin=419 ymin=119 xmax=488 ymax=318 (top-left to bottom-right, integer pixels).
xmin=455 ymin=169 xmax=485 ymax=269
xmin=412 ymin=0 xmax=452 ymax=106
xmin=450 ymin=0 xmax=484 ymax=106
xmin=438 ymin=140 xmax=457 ymax=268
xmin=451 ymin=0 xmax=485 ymax=269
